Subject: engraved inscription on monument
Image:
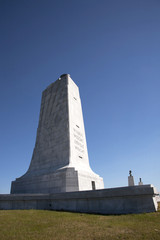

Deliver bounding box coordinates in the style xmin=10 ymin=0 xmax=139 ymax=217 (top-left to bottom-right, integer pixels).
xmin=73 ymin=128 xmax=84 ymax=154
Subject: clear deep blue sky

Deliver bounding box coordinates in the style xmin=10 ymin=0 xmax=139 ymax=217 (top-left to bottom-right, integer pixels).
xmin=0 ymin=0 xmax=160 ymax=193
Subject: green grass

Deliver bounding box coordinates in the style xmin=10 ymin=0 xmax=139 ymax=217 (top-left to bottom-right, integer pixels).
xmin=0 ymin=203 xmax=160 ymax=240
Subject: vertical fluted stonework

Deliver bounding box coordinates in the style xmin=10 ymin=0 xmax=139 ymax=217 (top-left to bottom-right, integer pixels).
xmin=11 ymin=74 xmax=104 ymax=194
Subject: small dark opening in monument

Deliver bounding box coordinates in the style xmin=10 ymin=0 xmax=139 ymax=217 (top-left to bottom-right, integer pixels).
xmin=76 ymin=125 xmax=79 ymax=128
xmin=92 ymin=181 xmax=96 ymax=190
xmin=79 ymin=156 xmax=82 ymax=159
xmin=74 ymin=97 xmax=77 ymax=100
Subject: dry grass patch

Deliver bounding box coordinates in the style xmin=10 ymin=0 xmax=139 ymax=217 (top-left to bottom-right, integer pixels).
xmin=0 ymin=203 xmax=160 ymax=240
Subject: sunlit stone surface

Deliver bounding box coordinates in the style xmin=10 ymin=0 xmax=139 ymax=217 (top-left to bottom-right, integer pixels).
xmin=11 ymin=74 xmax=104 ymax=194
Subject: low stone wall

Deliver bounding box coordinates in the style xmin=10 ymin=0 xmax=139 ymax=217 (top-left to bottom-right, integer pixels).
xmin=0 ymin=185 xmax=158 ymax=214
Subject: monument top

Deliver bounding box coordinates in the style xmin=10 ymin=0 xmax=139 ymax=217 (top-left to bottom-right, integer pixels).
xmin=60 ymin=73 xmax=70 ymax=78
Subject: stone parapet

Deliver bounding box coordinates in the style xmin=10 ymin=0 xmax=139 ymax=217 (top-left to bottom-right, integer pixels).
xmin=1 ymin=185 xmax=158 ymax=214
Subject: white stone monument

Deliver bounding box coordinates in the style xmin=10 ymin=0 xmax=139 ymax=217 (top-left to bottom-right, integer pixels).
xmin=11 ymin=74 xmax=104 ymax=194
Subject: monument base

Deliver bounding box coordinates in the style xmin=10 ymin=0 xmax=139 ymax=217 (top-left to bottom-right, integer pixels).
xmin=11 ymin=167 xmax=104 ymax=194
xmin=1 ymin=185 xmax=158 ymax=214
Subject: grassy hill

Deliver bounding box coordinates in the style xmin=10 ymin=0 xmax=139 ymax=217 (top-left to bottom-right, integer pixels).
xmin=0 ymin=203 xmax=159 ymax=240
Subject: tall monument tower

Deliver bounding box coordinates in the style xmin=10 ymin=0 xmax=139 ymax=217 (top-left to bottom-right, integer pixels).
xmin=11 ymin=74 xmax=104 ymax=194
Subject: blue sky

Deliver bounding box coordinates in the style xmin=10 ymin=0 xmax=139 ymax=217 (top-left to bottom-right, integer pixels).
xmin=0 ymin=0 xmax=160 ymax=193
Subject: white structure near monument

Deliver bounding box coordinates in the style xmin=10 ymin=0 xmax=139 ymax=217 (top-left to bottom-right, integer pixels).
xmin=11 ymin=74 xmax=104 ymax=194
xmin=138 ymin=178 xmax=143 ymax=186
xmin=128 ymin=170 xmax=135 ymax=186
